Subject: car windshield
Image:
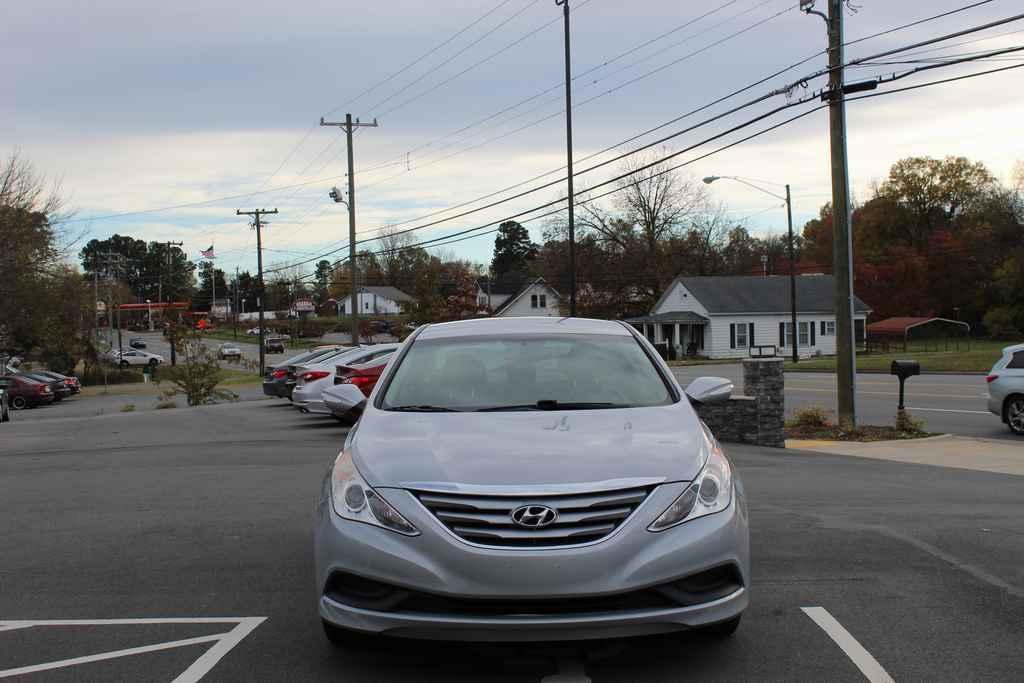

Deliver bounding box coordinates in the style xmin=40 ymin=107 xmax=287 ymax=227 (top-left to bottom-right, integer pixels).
xmin=381 ymin=334 xmax=672 ymax=411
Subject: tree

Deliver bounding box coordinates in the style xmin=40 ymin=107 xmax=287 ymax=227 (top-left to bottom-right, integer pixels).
xmin=312 ymin=260 xmax=332 ymax=305
xmin=196 ymin=262 xmax=228 ymax=312
xmin=159 ymin=326 xmax=238 ymax=406
xmin=490 ymin=221 xmax=538 ymax=278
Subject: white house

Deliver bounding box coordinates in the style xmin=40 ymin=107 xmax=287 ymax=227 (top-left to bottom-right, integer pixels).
xmin=477 ymin=276 xmax=562 ymax=317
xmin=337 ymin=286 xmax=414 ymax=316
xmin=628 ymin=275 xmax=871 ymax=359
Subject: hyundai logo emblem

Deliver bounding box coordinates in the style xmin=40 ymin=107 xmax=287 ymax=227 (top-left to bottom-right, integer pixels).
xmin=510 ymin=504 xmax=558 ymax=528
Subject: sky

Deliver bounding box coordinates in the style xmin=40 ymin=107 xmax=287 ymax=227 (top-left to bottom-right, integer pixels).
xmin=4 ymin=0 xmax=1023 ymax=280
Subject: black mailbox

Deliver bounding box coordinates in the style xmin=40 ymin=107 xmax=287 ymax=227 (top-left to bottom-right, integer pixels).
xmin=890 ymin=360 xmax=920 ymax=409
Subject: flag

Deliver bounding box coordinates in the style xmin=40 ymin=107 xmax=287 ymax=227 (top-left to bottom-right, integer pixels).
xmin=200 ymin=245 xmax=215 ymax=259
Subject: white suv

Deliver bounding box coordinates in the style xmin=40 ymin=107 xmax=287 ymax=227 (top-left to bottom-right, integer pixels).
xmin=986 ymin=343 xmax=1024 ymax=436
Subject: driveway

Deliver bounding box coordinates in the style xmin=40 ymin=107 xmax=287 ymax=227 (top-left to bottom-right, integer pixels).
xmin=1 ymin=401 xmax=1020 ymax=681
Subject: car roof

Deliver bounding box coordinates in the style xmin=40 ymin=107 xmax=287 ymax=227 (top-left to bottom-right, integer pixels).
xmin=415 ymin=316 xmax=631 ymax=340
xmin=1003 ymin=343 xmax=1024 ymax=354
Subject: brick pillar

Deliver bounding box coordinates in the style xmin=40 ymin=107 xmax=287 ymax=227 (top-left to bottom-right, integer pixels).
xmin=742 ymin=358 xmax=785 ymax=448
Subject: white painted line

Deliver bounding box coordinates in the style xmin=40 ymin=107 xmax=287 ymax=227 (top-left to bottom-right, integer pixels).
xmin=906 ymin=406 xmax=992 ymax=415
xmin=802 ymin=606 xmax=894 ymax=683
xmin=0 ymin=633 xmax=226 ymax=678
xmin=0 ymin=616 xmax=267 ymax=681
xmin=173 ymin=616 xmax=266 ymax=683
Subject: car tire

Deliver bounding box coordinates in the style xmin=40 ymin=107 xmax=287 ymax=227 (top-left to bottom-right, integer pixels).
xmin=149 ymin=359 xmax=159 ymax=367
xmin=120 ymin=361 xmax=129 ymax=369
xmin=1005 ymin=395 xmax=1024 ymax=436
xmin=11 ymin=395 xmax=27 ymax=410
xmin=699 ymin=615 xmax=741 ymax=637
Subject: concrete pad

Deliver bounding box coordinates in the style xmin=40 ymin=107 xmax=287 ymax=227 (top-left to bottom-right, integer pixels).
xmin=786 ymin=435 xmax=1024 ymax=476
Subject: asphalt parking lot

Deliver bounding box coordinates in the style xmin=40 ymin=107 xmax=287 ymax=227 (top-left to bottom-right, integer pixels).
xmin=1 ymin=398 xmax=1021 ymax=681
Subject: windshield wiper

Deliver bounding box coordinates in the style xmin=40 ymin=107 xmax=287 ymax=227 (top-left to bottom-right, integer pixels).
xmin=477 ymin=400 xmax=625 ymax=412
xmin=388 ymin=405 xmax=462 ymax=412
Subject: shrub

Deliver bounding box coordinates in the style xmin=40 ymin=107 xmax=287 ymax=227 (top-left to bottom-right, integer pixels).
xmin=787 ymin=406 xmax=832 ymax=430
xmin=895 ymin=409 xmax=926 ymax=436
xmin=120 ymin=403 xmax=135 ymax=412
xmin=157 ymin=329 xmax=238 ymax=406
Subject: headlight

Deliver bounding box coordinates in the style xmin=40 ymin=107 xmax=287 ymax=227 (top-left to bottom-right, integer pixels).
xmin=649 ymin=434 xmax=733 ymax=532
xmin=331 ymin=450 xmax=419 ymax=536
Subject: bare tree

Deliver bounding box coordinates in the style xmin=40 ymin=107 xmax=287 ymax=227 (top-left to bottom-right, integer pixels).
xmin=685 ymin=202 xmax=732 ymax=275
xmin=614 ymin=148 xmax=709 ymax=251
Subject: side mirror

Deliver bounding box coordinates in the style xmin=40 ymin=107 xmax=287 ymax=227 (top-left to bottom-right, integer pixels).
xmin=685 ymin=377 xmax=733 ymax=405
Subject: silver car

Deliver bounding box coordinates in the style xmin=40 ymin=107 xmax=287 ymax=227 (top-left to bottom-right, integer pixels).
xmin=987 ymin=342 xmax=1024 ymax=435
xmin=293 ymin=345 xmax=398 ymax=415
xmin=313 ymin=317 xmax=749 ymax=644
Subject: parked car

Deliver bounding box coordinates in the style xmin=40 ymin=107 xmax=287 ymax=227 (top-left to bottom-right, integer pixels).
xmin=987 ymin=342 xmax=1024 ymax=436
xmin=283 ymin=346 xmax=373 ymax=399
xmin=262 ymin=347 xmax=348 ymax=399
xmin=217 ymin=343 xmax=243 ymax=360
xmin=292 ymin=345 xmax=397 ymax=415
xmin=0 ymin=375 xmax=55 ymax=409
xmin=246 ymin=327 xmax=263 ymax=336
xmin=18 ymin=372 xmax=71 ymax=401
xmin=32 ymin=370 xmax=81 ymax=395
xmin=365 ymin=319 xmax=394 ymax=335
xmin=264 ymin=337 xmax=286 ymax=354
xmin=108 ymin=349 xmax=165 ymax=367
xmin=313 ymin=317 xmax=746 ymax=646
xmin=321 ymin=356 xmax=393 ymax=422
xmin=129 ymin=337 xmax=147 ymax=349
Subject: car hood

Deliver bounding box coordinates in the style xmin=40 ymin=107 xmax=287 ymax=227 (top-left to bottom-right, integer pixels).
xmin=352 ymin=403 xmax=708 ymax=493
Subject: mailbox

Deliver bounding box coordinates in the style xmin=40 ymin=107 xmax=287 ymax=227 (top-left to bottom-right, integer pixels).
xmin=890 ymin=360 xmax=920 ymax=409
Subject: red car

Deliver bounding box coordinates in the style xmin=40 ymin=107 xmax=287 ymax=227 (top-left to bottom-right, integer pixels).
xmin=0 ymin=375 xmax=55 ymax=409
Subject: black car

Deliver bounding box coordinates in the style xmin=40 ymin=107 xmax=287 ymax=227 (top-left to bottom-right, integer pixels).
xmin=18 ymin=372 xmax=71 ymax=401
xmin=129 ymin=338 xmax=147 ymax=349
xmin=0 ymin=375 xmax=55 ymax=409
xmin=262 ymin=347 xmax=340 ymax=399
xmin=33 ymin=370 xmax=81 ymax=395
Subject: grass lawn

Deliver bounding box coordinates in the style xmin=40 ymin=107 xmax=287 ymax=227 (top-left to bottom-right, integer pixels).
xmin=785 ymin=339 xmax=1009 ymax=374
xmin=200 ymin=329 xmax=318 ymax=349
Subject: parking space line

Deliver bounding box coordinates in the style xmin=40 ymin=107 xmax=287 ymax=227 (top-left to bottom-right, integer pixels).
xmin=906 ymin=406 xmax=992 ymax=415
xmin=0 ymin=633 xmax=226 ymax=678
xmin=0 ymin=616 xmax=267 ymax=681
xmin=801 ymin=606 xmax=894 ymax=683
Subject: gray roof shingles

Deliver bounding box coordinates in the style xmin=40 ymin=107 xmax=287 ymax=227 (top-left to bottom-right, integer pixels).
xmin=656 ymin=275 xmax=871 ymax=315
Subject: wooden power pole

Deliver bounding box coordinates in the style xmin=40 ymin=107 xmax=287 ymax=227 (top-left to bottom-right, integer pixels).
xmin=236 ymin=208 xmax=278 ymax=376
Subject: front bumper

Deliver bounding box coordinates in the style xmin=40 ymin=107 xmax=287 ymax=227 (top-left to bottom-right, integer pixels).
xmin=314 ymin=479 xmax=749 ymax=641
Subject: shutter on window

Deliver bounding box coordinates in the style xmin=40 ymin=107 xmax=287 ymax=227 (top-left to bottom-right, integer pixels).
xmin=811 ymin=321 xmax=816 ymax=346
xmin=730 ymin=323 xmax=736 ymax=349
xmin=779 ymin=322 xmax=785 ymax=347
xmin=748 ymin=323 xmax=755 ymax=348
xmin=820 ymin=321 xmax=826 ymax=336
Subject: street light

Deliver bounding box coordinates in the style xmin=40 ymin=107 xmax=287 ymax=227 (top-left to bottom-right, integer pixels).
xmin=703 ymin=175 xmax=799 ymax=364
xmin=146 ymin=299 xmax=153 ymax=331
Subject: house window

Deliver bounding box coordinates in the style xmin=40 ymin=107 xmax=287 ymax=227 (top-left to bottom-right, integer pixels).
xmin=781 ymin=322 xmax=795 ymax=348
xmin=538 ymin=294 xmax=547 ymax=308
xmin=821 ymin=320 xmax=836 ymax=336
xmin=735 ymin=324 xmax=747 ymax=348
xmin=799 ymin=321 xmax=810 ymax=347
xmin=364 ymin=301 xmax=370 ymax=311
xmin=530 ymin=294 xmax=538 ymax=308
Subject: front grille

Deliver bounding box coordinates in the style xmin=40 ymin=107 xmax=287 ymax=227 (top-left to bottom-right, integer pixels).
xmin=414 ymin=487 xmax=650 ymax=548
xmin=323 ymin=565 xmax=743 ymax=616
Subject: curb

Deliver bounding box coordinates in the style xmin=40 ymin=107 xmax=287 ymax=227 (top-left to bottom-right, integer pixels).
xmin=786 ymin=433 xmax=953 ymax=449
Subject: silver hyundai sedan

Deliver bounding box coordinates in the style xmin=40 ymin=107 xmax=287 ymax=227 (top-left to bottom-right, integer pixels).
xmin=313 ymin=317 xmax=749 ymax=643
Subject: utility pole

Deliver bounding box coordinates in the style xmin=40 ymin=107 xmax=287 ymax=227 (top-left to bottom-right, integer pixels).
xmin=785 ymin=184 xmax=798 ymax=365
xmin=556 ymin=0 xmax=577 ymax=317
xmin=158 ymin=241 xmax=184 ymax=305
xmin=237 ymin=208 xmax=278 ymax=376
xmin=805 ymin=0 xmax=857 ymax=427
xmin=234 ymin=266 xmax=240 ymax=340
xmin=321 ymin=114 xmax=378 ymax=345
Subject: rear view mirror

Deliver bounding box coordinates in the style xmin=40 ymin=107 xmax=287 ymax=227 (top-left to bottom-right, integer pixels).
xmin=685 ymin=377 xmax=733 ymax=405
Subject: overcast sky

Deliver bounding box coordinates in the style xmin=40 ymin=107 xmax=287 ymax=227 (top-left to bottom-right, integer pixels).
xmin=5 ymin=0 xmax=1023 ymax=277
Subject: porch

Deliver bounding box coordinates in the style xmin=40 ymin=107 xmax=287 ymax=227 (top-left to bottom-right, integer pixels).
xmin=626 ymin=311 xmax=708 ymax=359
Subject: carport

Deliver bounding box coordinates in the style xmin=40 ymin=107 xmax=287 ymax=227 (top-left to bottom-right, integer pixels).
xmin=866 ymin=316 xmax=971 ymax=352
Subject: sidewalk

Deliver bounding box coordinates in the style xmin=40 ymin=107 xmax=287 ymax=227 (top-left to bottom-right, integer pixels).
xmin=787 ymin=435 xmax=1024 ymax=476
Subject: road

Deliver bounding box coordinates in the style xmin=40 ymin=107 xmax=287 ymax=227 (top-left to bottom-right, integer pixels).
xmin=1 ymin=400 xmax=1021 ymax=681
xmin=671 ymin=364 xmax=1013 ymax=441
